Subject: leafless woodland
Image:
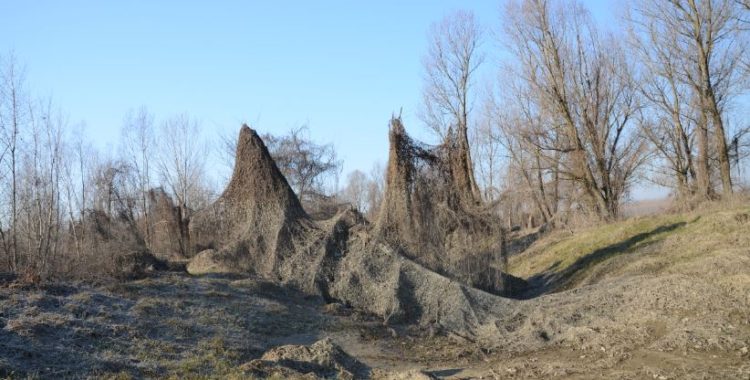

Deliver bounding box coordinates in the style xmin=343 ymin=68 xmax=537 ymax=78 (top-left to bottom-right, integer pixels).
xmin=1 ymin=0 xmax=749 ymax=283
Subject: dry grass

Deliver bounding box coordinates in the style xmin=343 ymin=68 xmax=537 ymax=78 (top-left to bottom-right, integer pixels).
xmin=509 ymin=201 xmax=750 ymax=296
xmin=0 ymin=273 xmax=327 ymax=378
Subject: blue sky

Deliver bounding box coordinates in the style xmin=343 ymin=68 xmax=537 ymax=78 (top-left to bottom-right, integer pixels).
xmin=1 ymin=1 xmax=654 ymax=195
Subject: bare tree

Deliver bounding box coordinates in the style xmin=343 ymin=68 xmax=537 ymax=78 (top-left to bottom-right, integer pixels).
xmin=342 ymin=170 xmax=368 ymax=213
xmin=217 ymin=126 xmax=239 ymax=184
xmin=339 ymin=163 xmax=386 ymax=220
xmin=366 ymin=162 xmax=385 ymax=220
xmin=62 ymin=123 xmax=96 ymax=259
xmin=91 ymin=157 xmax=144 ymax=241
xmin=471 ymin=105 xmax=503 ymax=202
xmin=158 ymin=113 xmax=211 ymax=213
xmin=262 ymin=125 xmax=341 ymax=204
xmin=120 ymin=107 xmax=155 ymax=245
xmin=157 ymin=113 xmax=212 ymax=255
xmin=420 ymin=10 xmax=484 ymax=203
xmin=494 ymin=108 xmax=560 ymax=226
xmin=630 ymin=0 xmax=747 ymax=198
xmin=18 ymin=98 xmax=68 ymax=276
xmin=501 ymin=0 xmax=647 ymax=219
xmin=0 ymin=53 xmax=28 ymax=272
xmin=628 ymin=5 xmax=701 ymax=200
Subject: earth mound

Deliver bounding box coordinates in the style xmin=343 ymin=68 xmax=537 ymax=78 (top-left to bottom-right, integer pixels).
xmin=185 ymin=249 xmax=235 ymax=275
xmin=242 ymin=338 xmax=370 ymax=379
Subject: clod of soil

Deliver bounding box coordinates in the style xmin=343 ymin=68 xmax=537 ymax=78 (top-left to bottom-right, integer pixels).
xmin=242 ymin=338 xmax=370 ymax=379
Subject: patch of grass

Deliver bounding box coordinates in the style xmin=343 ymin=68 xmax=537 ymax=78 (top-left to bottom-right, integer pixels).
xmin=509 ymin=204 xmax=750 ymax=293
xmin=510 ymin=213 xmax=688 ymax=278
xmin=132 ymin=339 xmax=179 ymax=362
xmin=130 ymin=297 xmax=168 ymax=316
xmin=98 ymin=370 xmax=134 ymax=380
xmin=164 ymin=317 xmax=197 ymax=338
xmin=165 ymin=337 xmax=249 ymax=379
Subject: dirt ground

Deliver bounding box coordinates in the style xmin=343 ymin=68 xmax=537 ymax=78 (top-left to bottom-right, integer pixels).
xmin=2 ymin=206 xmax=750 ymax=379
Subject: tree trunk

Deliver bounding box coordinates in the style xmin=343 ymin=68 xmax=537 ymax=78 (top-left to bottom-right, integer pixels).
xmin=708 ymin=98 xmax=733 ymax=196
xmin=695 ymin=110 xmax=712 ymax=199
xmin=457 ymin=124 xmax=482 ymax=205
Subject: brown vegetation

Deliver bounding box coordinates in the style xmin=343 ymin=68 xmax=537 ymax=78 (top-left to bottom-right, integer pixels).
xmin=1 ymin=1 xmax=750 ymax=377
xmin=186 ymin=124 xmax=521 ymax=335
xmin=376 ymin=118 xmax=516 ymax=294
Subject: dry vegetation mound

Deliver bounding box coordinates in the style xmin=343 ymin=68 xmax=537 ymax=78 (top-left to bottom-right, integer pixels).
xmin=376 ymin=118 xmax=521 ymax=295
xmin=3 ymin=206 xmax=750 ymax=378
xmin=186 ymin=124 xmax=520 ymax=335
xmin=328 ymin=240 xmax=513 ymax=333
xmin=71 ymin=210 xmax=165 ymax=280
xmin=146 ymin=188 xmax=189 ymax=260
xmin=189 ymin=125 xmax=318 ymax=284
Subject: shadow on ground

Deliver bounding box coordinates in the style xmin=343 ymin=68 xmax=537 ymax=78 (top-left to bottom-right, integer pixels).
xmin=518 ymin=222 xmax=688 ymax=299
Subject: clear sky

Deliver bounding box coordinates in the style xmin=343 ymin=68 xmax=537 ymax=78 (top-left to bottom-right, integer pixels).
xmin=2 ymin=1 xmax=653 ymax=195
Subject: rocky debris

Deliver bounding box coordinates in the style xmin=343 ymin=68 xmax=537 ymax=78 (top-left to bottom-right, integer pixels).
xmin=242 ymin=338 xmax=370 ymax=379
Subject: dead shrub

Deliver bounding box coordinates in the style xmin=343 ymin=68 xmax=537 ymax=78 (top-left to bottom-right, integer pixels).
xmin=375 ymin=117 xmax=514 ymax=295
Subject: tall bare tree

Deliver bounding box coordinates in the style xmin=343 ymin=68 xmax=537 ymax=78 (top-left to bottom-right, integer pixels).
xmin=19 ymin=98 xmax=67 ymax=276
xmin=0 ymin=53 xmax=28 ymax=271
xmin=158 ymin=113 xmax=210 ymax=213
xmin=366 ymin=162 xmax=385 ymax=221
xmin=120 ymin=107 xmax=155 ymax=245
xmin=471 ymin=105 xmax=504 ymax=202
xmin=420 ymin=10 xmax=484 ymax=203
xmin=631 ymin=0 xmax=746 ymax=198
xmin=62 ymin=123 xmax=96 ymax=259
xmin=628 ymin=4 xmax=701 ymax=200
xmin=342 ymin=170 xmax=369 ymax=213
xmin=501 ymin=0 xmax=647 ymax=219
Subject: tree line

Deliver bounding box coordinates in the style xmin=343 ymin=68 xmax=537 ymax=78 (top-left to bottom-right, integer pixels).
xmin=415 ymin=0 xmax=750 ymax=229
xmin=0 ymin=53 xmax=346 ymax=278
xmin=3 ymin=0 xmax=750 ymax=279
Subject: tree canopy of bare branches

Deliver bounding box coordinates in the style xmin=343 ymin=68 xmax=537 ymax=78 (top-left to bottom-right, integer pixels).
xmin=261 ymin=125 xmax=341 ymax=205
xmin=421 ymin=10 xmax=484 ymax=204
xmin=629 ymin=0 xmax=748 ymax=199
xmin=500 ymin=0 xmax=647 ymax=219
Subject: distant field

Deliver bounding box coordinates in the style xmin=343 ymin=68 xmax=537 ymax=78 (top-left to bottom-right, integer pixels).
xmin=621 ymin=197 xmax=673 ymax=217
